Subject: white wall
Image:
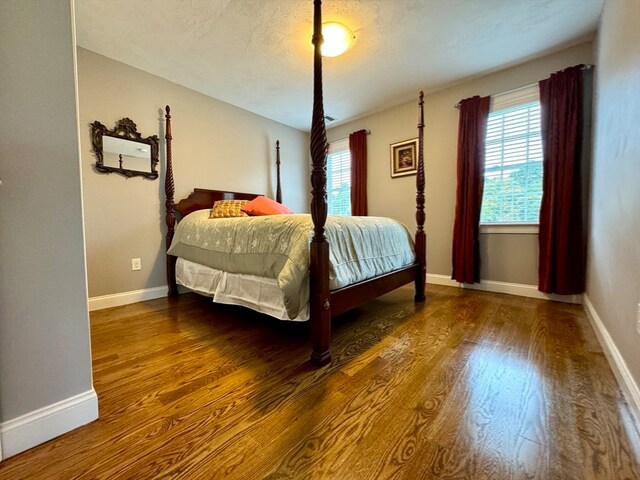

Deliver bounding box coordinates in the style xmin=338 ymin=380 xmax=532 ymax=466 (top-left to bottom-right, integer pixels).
xmin=77 ymin=49 xmax=310 ymax=298
xmin=0 ymin=0 xmax=96 ymax=458
xmin=327 ymin=42 xmax=593 ymax=287
xmin=586 ymin=0 xmax=640 ymax=418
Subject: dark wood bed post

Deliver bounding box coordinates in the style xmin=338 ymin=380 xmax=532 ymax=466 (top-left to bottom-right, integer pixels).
xmin=275 ymin=140 xmax=282 ymax=204
xmin=165 ymin=105 xmax=179 ymax=297
xmin=414 ymin=92 xmax=427 ymax=302
xmin=309 ymin=0 xmax=331 ymax=366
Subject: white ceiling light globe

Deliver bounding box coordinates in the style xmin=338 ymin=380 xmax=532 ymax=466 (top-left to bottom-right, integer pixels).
xmin=321 ymin=22 xmax=354 ymax=57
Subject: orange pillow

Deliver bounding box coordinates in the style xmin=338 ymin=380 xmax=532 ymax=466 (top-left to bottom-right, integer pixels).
xmin=242 ymin=196 xmax=293 ymax=216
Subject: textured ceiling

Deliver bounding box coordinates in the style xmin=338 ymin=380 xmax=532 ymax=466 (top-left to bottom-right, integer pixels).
xmin=75 ymin=0 xmax=603 ymax=131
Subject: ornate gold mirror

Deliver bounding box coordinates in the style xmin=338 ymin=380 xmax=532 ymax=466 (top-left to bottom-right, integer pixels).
xmin=91 ymin=118 xmax=159 ymax=179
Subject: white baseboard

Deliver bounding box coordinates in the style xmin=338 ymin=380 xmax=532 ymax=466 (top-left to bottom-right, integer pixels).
xmin=583 ymin=295 xmax=640 ymax=430
xmin=0 ymin=389 xmax=98 ymax=459
xmin=88 ymin=285 xmax=168 ymax=311
xmin=426 ymin=273 xmax=460 ymax=288
xmin=426 ymin=273 xmax=582 ymax=304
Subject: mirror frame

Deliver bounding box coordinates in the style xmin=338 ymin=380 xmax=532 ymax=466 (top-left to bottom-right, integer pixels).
xmin=91 ymin=117 xmax=159 ymax=179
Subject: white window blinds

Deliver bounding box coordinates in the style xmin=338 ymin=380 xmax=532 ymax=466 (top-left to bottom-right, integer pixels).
xmin=327 ymin=139 xmax=351 ymax=216
xmin=481 ymin=85 xmax=543 ymax=224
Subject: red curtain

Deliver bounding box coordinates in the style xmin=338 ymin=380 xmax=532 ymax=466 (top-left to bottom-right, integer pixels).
xmin=451 ymin=96 xmax=490 ymax=284
xmin=349 ymin=129 xmax=368 ymax=216
xmin=538 ymin=65 xmax=586 ymax=294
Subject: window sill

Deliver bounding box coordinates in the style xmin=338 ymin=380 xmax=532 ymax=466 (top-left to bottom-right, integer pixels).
xmin=480 ymin=223 xmax=539 ymax=234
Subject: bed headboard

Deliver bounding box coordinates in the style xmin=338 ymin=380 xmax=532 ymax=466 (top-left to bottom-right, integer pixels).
xmin=174 ymin=188 xmax=261 ymax=218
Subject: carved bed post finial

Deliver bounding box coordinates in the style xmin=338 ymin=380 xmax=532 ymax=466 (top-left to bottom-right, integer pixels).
xmin=415 ymin=91 xmax=426 ymax=302
xmin=276 ymin=140 xmax=282 ymax=204
xmin=165 ymin=105 xmax=178 ymax=297
xmin=309 ymin=0 xmax=332 ymax=366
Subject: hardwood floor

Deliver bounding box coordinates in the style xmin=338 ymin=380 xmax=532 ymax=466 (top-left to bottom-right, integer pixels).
xmin=1 ymin=285 xmax=638 ymax=479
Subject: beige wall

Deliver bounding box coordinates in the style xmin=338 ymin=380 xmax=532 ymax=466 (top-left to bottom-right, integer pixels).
xmin=587 ymin=0 xmax=640 ymax=402
xmin=327 ymin=42 xmax=593 ymax=285
xmin=0 ymin=0 xmax=93 ymax=425
xmin=77 ymin=49 xmax=310 ymax=297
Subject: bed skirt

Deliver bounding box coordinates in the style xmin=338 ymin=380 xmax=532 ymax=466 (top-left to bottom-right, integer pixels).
xmin=176 ymin=258 xmax=310 ymax=321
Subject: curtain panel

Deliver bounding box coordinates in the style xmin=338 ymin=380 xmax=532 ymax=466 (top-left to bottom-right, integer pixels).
xmin=538 ymin=65 xmax=587 ymax=294
xmin=349 ymin=129 xmax=368 ymax=216
xmin=451 ymin=95 xmax=491 ymax=284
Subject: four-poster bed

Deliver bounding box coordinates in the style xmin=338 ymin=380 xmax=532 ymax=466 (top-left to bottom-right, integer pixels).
xmin=164 ymin=0 xmax=426 ymax=366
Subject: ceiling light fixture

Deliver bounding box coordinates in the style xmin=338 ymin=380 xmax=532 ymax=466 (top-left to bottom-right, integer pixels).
xmin=320 ymin=22 xmax=354 ymax=57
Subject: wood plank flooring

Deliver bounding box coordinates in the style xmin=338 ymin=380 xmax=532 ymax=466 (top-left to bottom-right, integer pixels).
xmin=1 ymin=285 xmax=638 ymax=479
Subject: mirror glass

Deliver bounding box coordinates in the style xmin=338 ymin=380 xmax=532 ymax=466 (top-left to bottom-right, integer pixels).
xmin=102 ymin=136 xmax=153 ymax=172
xmin=91 ymin=118 xmax=159 ymax=179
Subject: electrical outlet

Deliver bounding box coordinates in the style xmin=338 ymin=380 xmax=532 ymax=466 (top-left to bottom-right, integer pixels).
xmin=131 ymin=258 xmax=141 ymax=271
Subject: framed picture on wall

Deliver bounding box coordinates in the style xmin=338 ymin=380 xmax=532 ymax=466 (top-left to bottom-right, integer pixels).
xmin=390 ymin=138 xmax=418 ymax=178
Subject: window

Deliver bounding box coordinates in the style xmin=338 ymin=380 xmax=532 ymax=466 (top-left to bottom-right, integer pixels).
xmin=481 ymin=85 xmax=542 ymax=225
xmin=327 ymin=139 xmax=351 ymax=216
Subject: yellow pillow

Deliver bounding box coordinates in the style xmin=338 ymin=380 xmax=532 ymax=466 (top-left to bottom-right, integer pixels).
xmin=209 ymin=199 xmax=250 ymax=218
